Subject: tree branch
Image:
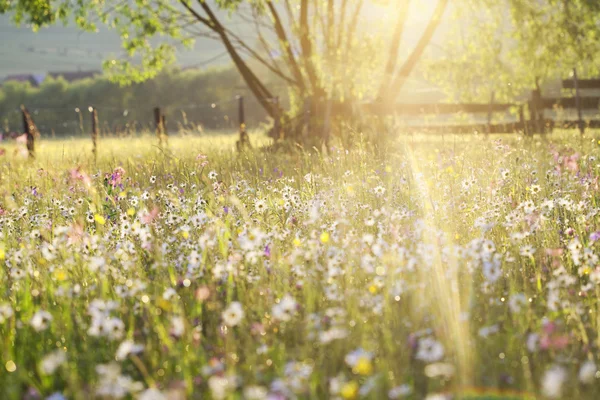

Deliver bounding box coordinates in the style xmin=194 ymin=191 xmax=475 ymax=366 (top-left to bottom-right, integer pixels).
xmin=266 ymin=1 xmax=306 ymax=91
xmin=377 ymin=0 xmax=411 ymax=100
xmin=386 ymin=0 xmax=449 ymax=102
xmin=196 ymin=0 xmax=276 ymax=116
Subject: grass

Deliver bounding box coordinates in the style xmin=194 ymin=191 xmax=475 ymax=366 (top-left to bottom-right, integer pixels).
xmin=1 ymin=130 xmax=600 ymax=399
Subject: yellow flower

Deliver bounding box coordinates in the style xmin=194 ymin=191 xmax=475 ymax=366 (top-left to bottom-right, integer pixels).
xmin=181 ymin=231 xmax=190 ymax=239
xmin=0 ymin=247 xmax=4 ymax=261
xmin=293 ymin=238 xmax=301 ymax=247
xmin=353 ymin=356 xmax=373 ymax=375
xmin=54 ymin=269 xmax=67 ymax=281
xmin=340 ymin=381 xmax=359 ymax=399
xmin=368 ymin=285 xmax=377 ymax=294
xmin=94 ymin=214 xmax=106 ymax=225
xmin=156 ymin=298 xmax=172 ymax=311
xmin=581 ymin=266 xmax=591 ymax=275
xmin=127 ymin=208 xmax=136 ymax=216
xmin=320 ymin=232 xmax=330 ymax=244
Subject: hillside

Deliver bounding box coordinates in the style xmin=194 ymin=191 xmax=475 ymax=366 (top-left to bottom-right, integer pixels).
xmin=0 ymin=14 xmax=231 ymax=79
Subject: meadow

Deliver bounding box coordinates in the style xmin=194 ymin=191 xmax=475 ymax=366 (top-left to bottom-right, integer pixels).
xmin=1 ymin=131 xmax=600 ymax=399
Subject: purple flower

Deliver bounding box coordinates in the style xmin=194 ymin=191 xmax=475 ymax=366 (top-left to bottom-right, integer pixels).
xmin=590 ymin=232 xmax=600 ymax=242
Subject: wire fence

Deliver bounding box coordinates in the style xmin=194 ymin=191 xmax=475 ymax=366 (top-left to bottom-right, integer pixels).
xmin=0 ymin=95 xmax=269 ymax=138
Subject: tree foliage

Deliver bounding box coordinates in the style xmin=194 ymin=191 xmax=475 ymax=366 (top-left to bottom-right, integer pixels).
xmin=425 ymin=0 xmax=600 ymax=102
xmin=1 ymin=0 xmax=451 ymax=142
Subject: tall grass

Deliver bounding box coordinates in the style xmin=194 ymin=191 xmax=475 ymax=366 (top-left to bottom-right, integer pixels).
xmin=1 ymin=131 xmax=599 ymax=399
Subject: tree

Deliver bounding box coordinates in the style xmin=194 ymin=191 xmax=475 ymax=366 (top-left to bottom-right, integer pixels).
xmin=0 ymin=0 xmax=451 ymax=145
xmin=424 ymin=0 xmax=600 ymax=103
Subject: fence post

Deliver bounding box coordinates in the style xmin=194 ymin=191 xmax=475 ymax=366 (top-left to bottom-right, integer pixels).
xmin=76 ymin=108 xmax=84 ymax=136
xmin=161 ymin=114 xmax=168 ymax=144
xmin=154 ymin=107 xmax=164 ymax=146
xmin=90 ymin=107 xmax=99 ymax=160
xmin=236 ymin=95 xmax=251 ymax=151
xmin=573 ymin=68 xmax=584 ymax=135
xmin=21 ymin=105 xmax=37 ymax=158
xmin=530 ymin=89 xmax=543 ymax=135
xmin=518 ymin=105 xmax=526 ymax=135
xmin=486 ymin=91 xmax=495 ymax=136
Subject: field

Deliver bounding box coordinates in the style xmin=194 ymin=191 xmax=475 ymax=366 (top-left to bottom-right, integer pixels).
xmin=1 ymin=131 xmax=600 ymax=399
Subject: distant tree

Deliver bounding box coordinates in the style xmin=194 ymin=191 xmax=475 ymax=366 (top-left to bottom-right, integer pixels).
xmin=424 ymin=0 xmax=600 ymax=103
xmin=0 ymin=0 xmax=451 ymax=145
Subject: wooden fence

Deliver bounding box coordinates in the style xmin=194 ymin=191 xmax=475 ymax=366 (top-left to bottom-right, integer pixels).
xmin=332 ymin=69 xmax=600 ymax=136
xmin=332 ymin=101 xmax=525 ymax=135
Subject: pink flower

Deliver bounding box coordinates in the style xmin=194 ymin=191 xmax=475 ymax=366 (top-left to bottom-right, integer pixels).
xmin=105 ymin=167 xmax=126 ymax=187
xmin=545 ymin=248 xmax=563 ymax=257
xmin=141 ymin=207 xmax=159 ymax=224
xmin=69 ymin=167 xmax=92 ymax=187
xmin=16 ymin=134 xmax=27 ymax=145
xmin=540 ymin=334 xmax=570 ymax=351
xmin=565 ymin=154 xmax=580 ymax=172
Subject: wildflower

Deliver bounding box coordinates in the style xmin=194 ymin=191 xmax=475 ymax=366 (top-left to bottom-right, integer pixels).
xmin=345 ymin=349 xmax=373 ymax=371
xmin=208 ymin=170 xmax=218 ymax=180
xmin=272 ymin=294 xmax=298 ymax=322
xmin=104 ymin=318 xmax=126 ymax=340
xmin=388 ymin=384 xmax=412 ymax=399
xmin=508 ymin=293 xmax=527 ymax=313
xmin=40 ymin=350 xmax=67 ymax=375
xmin=222 ymin=302 xmax=244 ymax=327
xmin=46 ymin=393 xmax=66 ymax=400
xmin=340 ymin=381 xmax=359 ymax=399
xmin=95 ymin=363 xmax=143 ymax=398
xmin=171 ymin=316 xmax=185 ymax=338
xmin=0 ymin=303 xmax=14 ymax=323
xmin=373 ymin=186 xmax=386 ymax=197
xmin=208 ymin=375 xmax=235 ymax=400
xmin=138 ymin=388 xmax=167 ymax=400
xmin=243 ymin=386 xmax=268 ymax=400
xmin=30 ymin=310 xmax=52 ymax=332
xmin=89 ymin=256 xmax=106 ymax=273
xmin=254 ymin=199 xmax=267 ymax=214
xmin=579 ymin=360 xmax=597 ymax=384
xmin=416 ymin=337 xmax=444 ymax=363
xmin=115 ymin=340 xmax=144 ymax=361
xmin=529 ymin=184 xmax=541 ymax=195
xmin=424 ymin=363 xmax=455 ymax=378
xmin=541 ymin=365 xmax=567 ymax=398
xmin=353 ymin=357 xmax=373 ymax=376
xmin=520 ymin=245 xmax=535 ymax=257
xmin=483 ymin=258 xmax=502 ymax=283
